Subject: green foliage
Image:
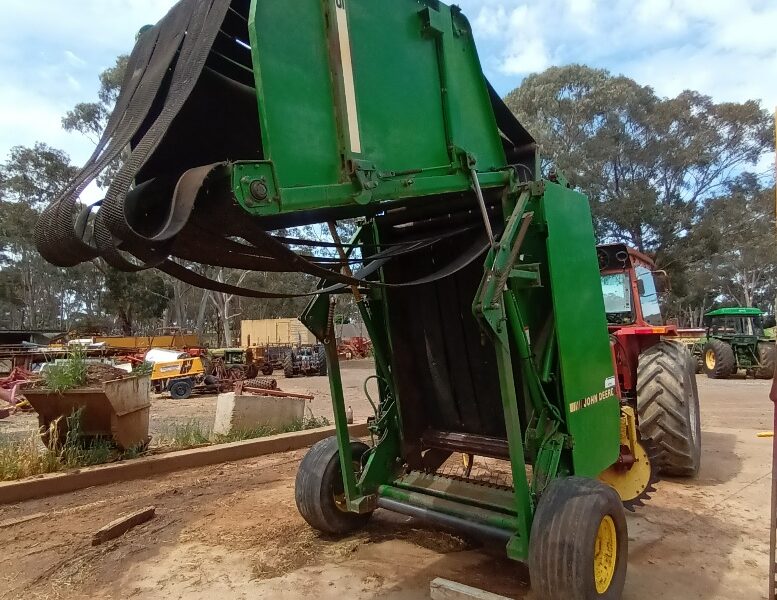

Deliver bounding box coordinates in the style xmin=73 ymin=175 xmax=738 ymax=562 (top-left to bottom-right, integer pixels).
xmin=0 ymin=408 xmax=136 ymax=481
xmin=693 ymin=175 xmax=777 ymax=308
xmin=62 ymin=55 xmax=128 ymax=143
xmin=506 ymin=65 xmax=773 ymax=255
xmin=42 ymin=346 xmax=88 ymax=393
xmin=159 ymin=413 xmax=332 ymax=449
xmin=157 ymin=419 xmax=212 ymax=449
xmin=505 ymin=64 xmax=776 ymax=324
xmin=133 ymin=361 xmax=154 ymax=377
xmin=102 ymin=268 xmax=173 ymax=335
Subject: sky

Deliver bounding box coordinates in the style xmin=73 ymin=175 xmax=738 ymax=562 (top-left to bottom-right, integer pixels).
xmin=1 ymin=0 xmax=776 ymax=171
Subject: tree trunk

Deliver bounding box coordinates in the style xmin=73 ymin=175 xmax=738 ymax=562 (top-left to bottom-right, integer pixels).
xmin=118 ymin=308 xmax=133 ymax=335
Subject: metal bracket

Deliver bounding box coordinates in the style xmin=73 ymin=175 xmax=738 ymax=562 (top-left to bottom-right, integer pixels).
xmin=232 ymin=161 xmax=280 ymax=214
xmin=349 ymin=159 xmax=379 ymax=204
xmin=420 ymin=4 xmax=446 ymax=37
xmin=509 ymin=263 xmax=542 ymax=288
xmin=531 ymin=432 xmax=565 ymax=496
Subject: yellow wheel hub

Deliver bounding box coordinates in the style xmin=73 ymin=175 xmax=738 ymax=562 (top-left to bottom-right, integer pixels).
xmin=598 ymin=441 xmax=653 ymax=506
xmin=705 ymin=349 xmax=716 ymax=370
xmin=593 ymin=515 xmax=617 ymax=594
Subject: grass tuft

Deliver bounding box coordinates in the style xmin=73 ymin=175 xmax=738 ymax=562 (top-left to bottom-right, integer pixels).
xmin=0 ymin=407 xmax=137 ymax=481
xmin=158 ymin=412 xmax=333 ymax=448
xmin=0 ymin=407 xmax=333 ymax=481
xmin=42 ymin=346 xmax=88 ymax=393
xmin=156 ymin=419 xmax=212 ymax=450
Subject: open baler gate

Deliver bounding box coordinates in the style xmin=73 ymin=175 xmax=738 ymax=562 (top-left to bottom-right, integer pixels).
xmin=35 ymin=1 xmax=662 ymax=598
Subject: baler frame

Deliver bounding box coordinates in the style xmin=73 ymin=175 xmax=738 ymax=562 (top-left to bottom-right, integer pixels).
xmin=301 ymin=174 xmax=621 ymax=560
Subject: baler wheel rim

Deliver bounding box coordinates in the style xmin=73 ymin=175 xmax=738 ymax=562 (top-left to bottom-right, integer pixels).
xmin=594 ymin=515 xmax=617 ymax=593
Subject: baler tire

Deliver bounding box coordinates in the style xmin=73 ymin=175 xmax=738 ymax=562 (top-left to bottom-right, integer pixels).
xmin=756 ymin=342 xmax=775 ymax=379
xmin=637 ymin=340 xmax=701 ymax=477
xmin=529 ymin=477 xmax=627 ymax=600
xmin=295 ymin=436 xmax=372 ymax=535
xmin=702 ymin=339 xmax=735 ymax=379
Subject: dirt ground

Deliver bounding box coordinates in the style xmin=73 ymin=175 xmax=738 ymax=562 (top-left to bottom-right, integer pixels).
xmin=0 ymin=371 xmax=773 ymax=599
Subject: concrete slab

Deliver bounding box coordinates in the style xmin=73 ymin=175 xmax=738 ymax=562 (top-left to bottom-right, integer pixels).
xmin=213 ymin=392 xmax=306 ymax=435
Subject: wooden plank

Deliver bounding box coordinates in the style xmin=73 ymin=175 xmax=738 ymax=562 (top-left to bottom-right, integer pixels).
xmin=241 ymin=386 xmax=315 ymax=400
xmin=430 ymin=578 xmax=512 ymax=600
xmin=91 ymin=506 xmax=155 ymax=546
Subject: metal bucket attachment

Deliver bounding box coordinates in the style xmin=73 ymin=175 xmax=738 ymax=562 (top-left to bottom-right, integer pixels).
xmin=23 ymin=376 xmax=151 ymax=450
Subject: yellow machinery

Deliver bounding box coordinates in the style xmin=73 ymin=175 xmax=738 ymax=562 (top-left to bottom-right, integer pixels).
xmin=150 ymin=357 xmax=206 ymax=399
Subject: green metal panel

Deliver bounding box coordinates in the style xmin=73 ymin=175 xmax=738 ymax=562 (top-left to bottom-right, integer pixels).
xmin=439 ymin=9 xmax=507 ymax=170
xmin=249 ymin=0 xmax=341 ymax=187
xmin=347 ymin=2 xmax=450 ymax=171
xmin=246 ymin=0 xmax=507 ymax=216
xmin=542 ymin=182 xmax=620 ymax=477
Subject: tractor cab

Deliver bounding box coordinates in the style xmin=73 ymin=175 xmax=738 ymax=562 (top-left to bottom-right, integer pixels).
xmin=597 ymin=244 xmax=672 ymax=333
xmin=222 ymin=348 xmax=246 ymax=366
xmin=705 ymin=307 xmax=765 ymax=338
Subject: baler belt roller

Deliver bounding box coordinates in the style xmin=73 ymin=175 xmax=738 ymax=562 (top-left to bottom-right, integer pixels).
xmin=392 ymin=471 xmax=516 ymax=514
xmin=378 ymin=483 xmax=519 ymax=534
xmin=376 ymin=497 xmax=513 ymax=543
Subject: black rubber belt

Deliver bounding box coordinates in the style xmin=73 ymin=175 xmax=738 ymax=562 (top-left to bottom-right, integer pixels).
xmin=36 ymin=1 xmax=197 ymax=267
xmin=35 ymin=0 xmax=491 ymax=300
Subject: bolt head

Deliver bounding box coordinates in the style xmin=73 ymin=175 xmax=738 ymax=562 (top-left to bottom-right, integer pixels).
xmin=249 ymin=180 xmax=269 ymax=202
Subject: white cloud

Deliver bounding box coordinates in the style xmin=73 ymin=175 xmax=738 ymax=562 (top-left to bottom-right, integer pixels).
xmin=64 ymin=50 xmax=86 ymax=68
xmin=0 ymin=0 xmax=178 ymax=165
xmin=461 ymin=0 xmax=777 ymax=109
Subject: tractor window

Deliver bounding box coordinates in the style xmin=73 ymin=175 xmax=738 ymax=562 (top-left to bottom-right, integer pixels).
xmin=709 ymin=316 xmax=764 ymax=336
xmin=635 ymin=266 xmax=662 ymax=325
xmin=601 ymin=273 xmax=632 ymax=324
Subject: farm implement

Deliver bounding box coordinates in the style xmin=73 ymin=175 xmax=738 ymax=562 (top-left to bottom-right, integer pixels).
xmin=36 ymin=1 xmax=701 ymax=597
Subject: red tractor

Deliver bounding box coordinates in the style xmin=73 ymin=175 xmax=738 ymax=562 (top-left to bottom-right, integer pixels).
xmin=597 ymin=244 xmax=701 ymax=491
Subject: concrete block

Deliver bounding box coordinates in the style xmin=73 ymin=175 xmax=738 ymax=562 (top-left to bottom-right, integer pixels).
xmin=213 ymin=392 xmax=306 ymax=435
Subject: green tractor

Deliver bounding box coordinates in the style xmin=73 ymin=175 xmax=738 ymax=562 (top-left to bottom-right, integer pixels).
xmin=36 ymin=0 xmax=702 ymax=597
xmin=698 ymin=307 xmax=775 ymax=379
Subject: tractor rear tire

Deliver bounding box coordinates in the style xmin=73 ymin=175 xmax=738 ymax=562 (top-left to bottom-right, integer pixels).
xmin=317 ymin=346 xmax=328 ymax=376
xmin=756 ymin=342 xmax=776 ymax=379
xmin=529 ymin=477 xmax=627 ymax=600
xmin=702 ymin=339 xmax=735 ymax=379
xmin=283 ymin=353 xmax=295 ymax=378
xmin=637 ymin=340 xmax=701 ymax=477
xmin=295 ymin=436 xmax=372 ymax=535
